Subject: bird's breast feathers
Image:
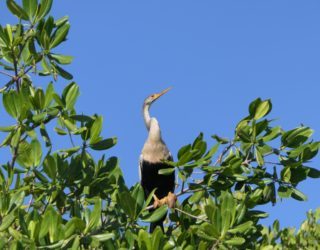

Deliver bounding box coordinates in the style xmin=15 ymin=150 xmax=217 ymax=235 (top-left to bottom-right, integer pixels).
xmin=141 ymin=141 xmax=171 ymax=163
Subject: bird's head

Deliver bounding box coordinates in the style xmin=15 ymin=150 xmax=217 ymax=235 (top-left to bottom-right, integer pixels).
xmin=144 ymin=87 xmax=171 ymax=106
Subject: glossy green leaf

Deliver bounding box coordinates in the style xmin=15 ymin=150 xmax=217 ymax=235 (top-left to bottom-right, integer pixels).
xmin=50 ymin=22 xmax=70 ymax=49
xmin=8 ymin=191 xmax=25 ymax=213
xmin=158 ymin=168 xmax=175 ymax=175
xmin=3 ymin=90 xmax=20 ymax=118
xmin=50 ymin=53 xmax=73 ymax=64
xmin=254 ymin=99 xmax=272 ymax=120
xmin=138 ymin=229 xmax=152 ymax=250
xmin=255 ymin=147 xmax=264 ymax=166
xmin=0 ymin=125 xmax=16 ymax=132
xmin=263 ymin=126 xmax=282 ymax=142
xmin=55 ymin=15 xmax=69 ymax=27
xmin=91 ymin=233 xmax=114 ymax=242
xmin=7 ymin=0 xmax=29 ymax=20
xmin=89 ymin=116 xmax=103 ymax=144
xmin=31 ymin=139 xmax=42 ymax=166
xmin=225 ymin=237 xmax=245 ymax=246
xmin=16 ymin=141 xmax=33 ymax=168
xmin=64 ymin=218 xmax=85 ymax=238
xmin=36 ymin=0 xmax=53 ymax=21
xmin=54 ymin=64 xmax=73 ymax=80
xmin=282 ymin=127 xmax=313 ymax=148
xmin=22 ymin=0 xmax=37 ymax=20
xmin=85 ymin=199 xmax=102 ymax=233
xmin=0 ymin=212 xmax=15 ymax=231
xmin=65 ymin=82 xmax=79 ymax=110
xmin=43 ymin=155 xmax=56 ymax=180
xmin=54 ymin=127 xmax=67 ymax=135
xmin=307 ymin=167 xmax=320 ymax=178
xmin=44 ymin=82 xmax=54 ymax=108
xmin=278 ymin=186 xmax=292 ymax=198
xmin=228 ymin=221 xmax=253 ymax=234
xmin=291 ymin=188 xmax=307 ymax=201
xmin=141 ymin=205 xmax=168 ymax=223
xmin=32 ymin=112 xmax=47 ymax=123
xmin=89 ymin=137 xmax=117 ymax=151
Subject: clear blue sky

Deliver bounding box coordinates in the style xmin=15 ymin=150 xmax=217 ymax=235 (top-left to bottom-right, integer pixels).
xmin=1 ymin=1 xmax=319 ymax=229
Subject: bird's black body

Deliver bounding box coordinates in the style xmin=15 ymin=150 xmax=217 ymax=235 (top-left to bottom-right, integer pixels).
xmin=140 ymin=157 xmax=175 ymax=232
xmin=140 ymin=159 xmax=175 ymax=199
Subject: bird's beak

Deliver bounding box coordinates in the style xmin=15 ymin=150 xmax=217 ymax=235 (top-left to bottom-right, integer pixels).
xmin=153 ymin=87 xmax=171 ymax=101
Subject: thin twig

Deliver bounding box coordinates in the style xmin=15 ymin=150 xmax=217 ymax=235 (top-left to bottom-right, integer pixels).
xmin=0 ymin=70 xmax=14 ymax=78
xmin=12 ymin=48 xmax=20 ymax=92
xmin=214 ymin=141 xmax=235 ymax=166
xmin=174 ymin=207 xmax=209 ymax=222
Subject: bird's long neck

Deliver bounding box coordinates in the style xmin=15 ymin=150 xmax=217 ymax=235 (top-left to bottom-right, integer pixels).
xmin=143 ymin=103 xmax=162 ymax=142
xmin=143 ymin=103 xmax=152 ymax=130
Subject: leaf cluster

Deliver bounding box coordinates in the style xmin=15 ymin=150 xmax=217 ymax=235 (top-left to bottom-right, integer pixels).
xmin=0 ymin=1 xmax=319 ymax=249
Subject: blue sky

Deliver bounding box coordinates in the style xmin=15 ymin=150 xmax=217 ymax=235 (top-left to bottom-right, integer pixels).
xmin=1 ymin=1 xmax=320 ymax=229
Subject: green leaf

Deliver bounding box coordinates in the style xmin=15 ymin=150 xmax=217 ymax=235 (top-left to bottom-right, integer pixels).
xmin=0 ymin=212 xmax=16 ymax=231
xmin=54 ymin=127 xmax=67 ymax=135
xmin=281 ymin=127 xmax=313 ymax=148
xmin=188 ymin=190 xmax=204 ymax=203
xmin=141 ymin=205 xmax=168 ymax=223
xmin=278 ymin=186 xmax=292 ymax=198
xmin=211 ymin=134 xmax=229 ymax=144
xmin=64 ymin=218 xmax=85 ymax=238
xmin=262 ymin=126 xmax=282 ymax=142
xmin=138 ymin=229 xmax=152 ymax=250
xmin=307 ymin=167 xmax=320 ymax=178
xmin=7 ymin=0 xmax=29 ymax=20
xmin=89 ymin=116 xmax=103 ymax=144
xmin=85 ymin=199 xmax=101 ymax=233
xmin=44 ymin=82 xmax=54 ymax=108
xmin=50 ymin=22 xmax=70 ymax=49
xmin=36 ymin=0 xmax=53 ymax=21
xmin=31 ymin=139 xmax=42 ymax=166
xmin=3 ymin=90 xmax=20 ymax=118
xmin=65 ymin=82 xmax=79 ymax=110
xmin=43 ymin=155 xmax=56 ymax=180
xmin=254 ymin=99 xmax=272 ymax=120
xmin=62 ymin=118 xmax=76 ymax=131
xmin=225 ymin=237 xmax=245 ymax=246
xmin=9 ymin=191 xmax=25 ymax=213
xmin=54 ymin=64 xmax=73 ymax=80
xmin=16 ymin=141 xmax=33 ymax=168
xmin=69 ymin=114 xmax=93 ymax=123
xmin=34 ymin=169 xmax=48 ymax=183
xmin=291 ymin=188 xmax=307 ymax=201
xmin=89 ymin=137 xmax=117 ymax=151
xmin=55 ymin=16 xmax=69 ymax=27
xmin=39 ymin=213 xmax=50 ymax=238
xmin=151 ymin=227 xmax=163 ymax=249
xmin=22 ymin=0 xmax=37 ymax=21
xmin=32 ymin=112 xmax=47 ymax=123
xmin=228 ymin=221 xmax=253 ymax=234
xmin=281 ymin=167 xmax=291 ymax=183
xmin=158 ymin=168 xmax=175 ymax=175
xmin=91 ymin=233 xmax=114 ymax=242
xmin=58 ymin=146 xmax=80 ymax=157
xmin=49 ymin=54 xmax=73 ymax=64
xmin=0 ymin=125 xmax=16 ymax=132
xmin=255 ymin=147 xmax=264 ymax=166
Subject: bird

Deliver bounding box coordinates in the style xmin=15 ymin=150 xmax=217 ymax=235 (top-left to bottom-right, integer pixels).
xmin=139 ymin=87 xmax=175 ymax=232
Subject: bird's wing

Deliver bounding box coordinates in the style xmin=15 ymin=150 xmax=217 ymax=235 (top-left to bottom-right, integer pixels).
xmin=138 ymin=154 xmax=143 ymax=181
